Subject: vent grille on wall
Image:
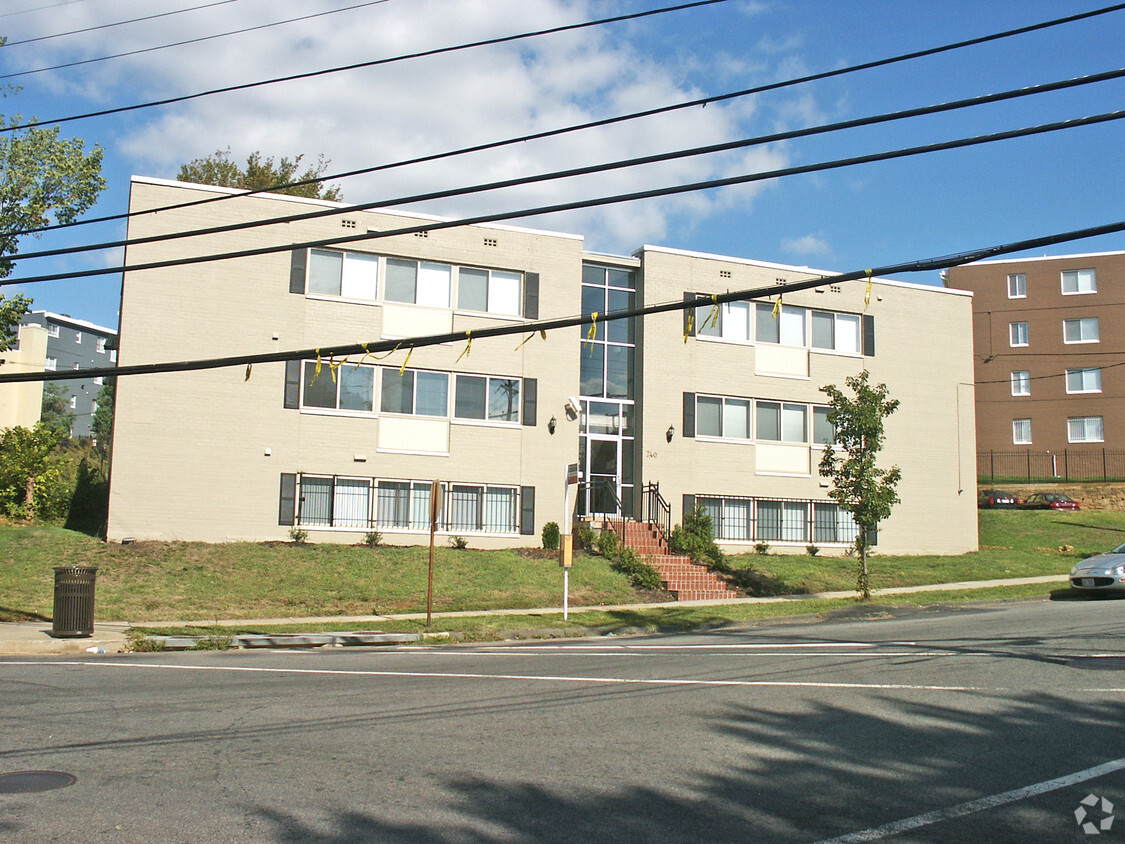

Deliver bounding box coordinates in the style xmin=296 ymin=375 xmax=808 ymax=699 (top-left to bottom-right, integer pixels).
xmin=484 ymin=237 xmax=498 ymax=247
xmin=720 ymin=270 xmax=731 ymax=278
xmin=341 ymin=219 xmax=357 ymax=229
xmin=414 ymin=231 xmax=429 ymax=238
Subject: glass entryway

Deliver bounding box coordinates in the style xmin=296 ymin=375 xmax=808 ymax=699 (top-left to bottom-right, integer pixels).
xmin=579 ymin=400 xmax=634 ymax=517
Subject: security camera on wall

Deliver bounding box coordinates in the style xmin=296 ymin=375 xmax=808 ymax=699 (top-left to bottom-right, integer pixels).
xmin=564 ymin=397 xmax=581 ymax=419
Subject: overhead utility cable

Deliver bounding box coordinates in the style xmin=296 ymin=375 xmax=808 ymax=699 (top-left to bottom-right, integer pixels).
xmin=0 ymin=0 xmax=729 ymax=132
xmin=2 ymin=219 xmax=1121 ymax=385
xmin=16 ymin=67 xmax=1124 ymax=264
xmin=0 ymin=0 xmax=394 ymax=80
xmin=7 ymin=108 xmax=1123 ymax=288
xmin=2 ymin=0 xmax=245 ymax=46
xmin=0 ymin=0 xmax=96 ymax=19
xmin=20 ymin=1 xmax=1125 ymax=238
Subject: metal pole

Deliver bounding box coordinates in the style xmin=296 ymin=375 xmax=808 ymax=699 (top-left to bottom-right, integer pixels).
xmin=563 ymin=471 xmax=570 ymax=621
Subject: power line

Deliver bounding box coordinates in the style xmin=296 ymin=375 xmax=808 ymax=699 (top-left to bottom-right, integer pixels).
xmin=0 ymin=0 xmax=394 ymax=81
xmin=15 ymin=66 xmax=1124 ymax=264
xmin=2 ymin=219 xmax=1122 ymax=385
xmin=2 ymin=0 xmax=247 ymax=47
xmin=20 ymin=1 xmax=1125 ymax=238
xmin=0 ymin=0 xmax=97 ymax=20
xmin=8 ymin=107 xmax=1124 ymax=287
xmin=0 ymin=0 xmax=731 ymax=132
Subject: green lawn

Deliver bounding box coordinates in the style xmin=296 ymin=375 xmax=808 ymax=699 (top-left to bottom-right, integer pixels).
xmin=1 ymin=509 xmax=1116 ymax=625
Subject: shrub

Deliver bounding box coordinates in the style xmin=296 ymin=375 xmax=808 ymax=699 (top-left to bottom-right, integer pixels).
xmin=806 ymin=544 xmax=820 ymax=557
xmin=573 ymin=523 xmax=595 ymax=550
xmin=363 ymin=530 xmax=383 ymax=547
xmin=450 ymin=535 xmax=469 ymax=550
xmin=596 ymin=529 xmax=619 ymax=558
xmin=754 ymin=542 xmax=770 ymax=555
xmin=613 ymin=546 xmax=664 ymax=590
xmin=669 ymin=504 xmax=726 ymax=571
xmin=288 ymin=527 xmax=309 ymax=544
xmin=541 ymin=521 xmax=560 ymax=550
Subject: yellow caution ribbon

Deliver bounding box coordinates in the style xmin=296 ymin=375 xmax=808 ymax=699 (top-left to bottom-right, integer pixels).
xmin=865 ymin=269 xmax=873 ymax=308
xmin=455 ymin=330 xmax=472 ymax=362
xmin=772 ymin=295 xmax=782 ymax=320
xmin=398 ymin=346 xmax=413 ymax=376
xmin=244 ymin=363 xmax=252 ymax=382
xmin=586 ymin=312 xmax=598 ymax=353
xmin=312 ymin=350 xmax=322 ymax=383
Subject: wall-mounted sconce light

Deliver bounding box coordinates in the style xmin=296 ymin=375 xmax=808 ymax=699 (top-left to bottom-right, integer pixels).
xmin=666 ymin=425 xmax=675 ymax=442
xmin=548 ymin=416 xmax=557 ymax=435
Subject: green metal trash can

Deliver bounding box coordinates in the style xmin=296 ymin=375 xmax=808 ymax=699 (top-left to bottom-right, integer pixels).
xmin=51 ymin=566 xmax=97 ymax=638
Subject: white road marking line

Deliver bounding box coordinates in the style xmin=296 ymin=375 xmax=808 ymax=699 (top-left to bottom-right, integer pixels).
xmin=812 ymin=757 xmax=1125 ymax=844
xmin=403 ymin=651 xmax=973 ymax=658
xmin=6 ymin=660 xmax=995 ymax=691
xmin=479 ymin=642 xmax=881 ymax=649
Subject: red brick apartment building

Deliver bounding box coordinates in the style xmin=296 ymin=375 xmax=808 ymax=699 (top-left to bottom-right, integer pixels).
xmin=945 ymin=251 xmax=1125 ymax=480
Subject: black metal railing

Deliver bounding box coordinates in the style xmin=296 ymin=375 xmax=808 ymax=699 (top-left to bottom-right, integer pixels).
xmin=642 ymin=482 xmax=671 ymax=545
xmin=576 ymin=477 xmax=625 ymax=544
xmin=978 ymin=449 xmax=1125 ymax=483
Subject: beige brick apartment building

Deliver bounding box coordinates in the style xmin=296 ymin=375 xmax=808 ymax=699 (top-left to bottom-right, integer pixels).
xmin=107 ymin=177 xmax=978 ymax=554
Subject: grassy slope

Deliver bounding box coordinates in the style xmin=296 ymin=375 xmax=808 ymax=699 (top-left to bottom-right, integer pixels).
xmin=1 ymin=509 xmax=1116 ymax=624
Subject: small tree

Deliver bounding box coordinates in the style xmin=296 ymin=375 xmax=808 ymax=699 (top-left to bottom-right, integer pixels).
xmin=177 ymin=148 xmax=342 ymax=200
xmin=91 ymin=378 xmax=115 ymax=453
xmin=40 ymin=382 xmax=75 ymax=439
xmin=818 ymin=370 xmax=901 ymax=599
xmin=0 ymin=293 xmax=32 ymax=350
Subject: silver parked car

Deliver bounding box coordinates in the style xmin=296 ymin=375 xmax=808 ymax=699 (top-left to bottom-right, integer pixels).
xmin=1070 ymin=544 xmax=1125 ymax=593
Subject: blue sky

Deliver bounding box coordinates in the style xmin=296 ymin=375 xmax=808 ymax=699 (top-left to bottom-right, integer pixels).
xmin=4 ymin=0 xmax=1123 ymax=331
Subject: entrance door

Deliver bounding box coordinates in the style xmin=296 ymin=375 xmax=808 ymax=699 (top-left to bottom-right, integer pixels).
xmin=585 ymin=435 xmax=621 ymax=516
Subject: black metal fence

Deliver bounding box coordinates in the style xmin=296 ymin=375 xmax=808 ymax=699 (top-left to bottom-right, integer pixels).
xmin=978 ymin=449 xmax=1125 ymax=483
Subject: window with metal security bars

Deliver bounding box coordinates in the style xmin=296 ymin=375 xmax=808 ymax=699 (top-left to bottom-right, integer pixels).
xmin=1013 ymin=418 xmax=1032 ymax=445
xmin=695 ymin=496 xmax=858 ymax=544
xmin=1068 ymin=416 xmax=1104 ymax=444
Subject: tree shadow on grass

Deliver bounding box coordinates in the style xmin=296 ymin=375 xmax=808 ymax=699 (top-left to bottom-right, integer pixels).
xmin=0 ymin=605 xmax=50 ymax=622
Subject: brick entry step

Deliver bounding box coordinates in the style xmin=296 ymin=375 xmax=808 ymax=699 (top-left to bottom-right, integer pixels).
xmin=614 ymin=520 xmax=738 ymax=601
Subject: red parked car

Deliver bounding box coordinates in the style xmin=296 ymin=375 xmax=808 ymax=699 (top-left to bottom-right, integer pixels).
xmin=1018 ymin=493 xmax=1080 ymax=511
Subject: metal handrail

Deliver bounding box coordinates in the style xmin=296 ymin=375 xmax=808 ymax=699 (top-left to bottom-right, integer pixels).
xmin=577 ymin=477 xmax=625 ymax=548
xmin=642 ymin=482 xmax=671 ymax=546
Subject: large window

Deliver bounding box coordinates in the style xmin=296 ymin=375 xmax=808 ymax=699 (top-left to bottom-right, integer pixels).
xmin=1065 ymin=367 xmax=1102 ymax=394
xmin=811 ymin=310 xmax=861 ymax=354
xmin=696 ymin=496 xmax=858 ymax=545
xmin=1068 ymin=416 xmax=1104 ymax=443
xmin=756 ymin=401 xmax=807 ymax=443
xmin=302 ymin=361 xmax=375 ymax=412
xmin=1007 ymin=273 xmax=1026 ymax=299
xmin=581 ymin=264 xmax=636 ymax=401
xmin=1013 ymin=418 xmax=1032 ymax=445
xmin=696 ymin=395 xmax=751 ymax=439
xmin=384 ymin=258 xmax=452 ymax=307
xmin=756 ymin=303 xmax=806 ymax=346
xmin=376 ymin=481 xmax=436 ymax=530
xmin=812 ymin=406 xmax=834 ymax=445
xmin=448 ymin=485 xmax=518 ymax=533
xmin=380 ymin=368 xmax=449 ymax=416
xmin=1009 ymin=322 xmax=1028 ymax=347
xmin=458 ymin=267 xmax=521 ymax=316
xmin=1064 ymin=317 xmax=1099 ymax=344
xmin=308 ymin=249 xmax=379 ymax=300
xmin=1061 ymin=269 xmax=1096 ymax=295
xmin=697 ymin=301 xmax=751 ymax=342
xmin=1010 ymin=371 xmax=1030 ymax=397
xmin=454 ymin=375 xmax=520 ymax=422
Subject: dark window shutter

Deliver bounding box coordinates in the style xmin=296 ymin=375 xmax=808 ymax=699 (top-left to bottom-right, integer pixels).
xmin=520 ymin=486 xmax=535 ymax=535
xmin=290 ymin=249 xmax=308 ymax=294
xmin=683 ymin=494 xmax=695 ymax=518
xmin=523 ymin=273 xmax=540 ymax=320
xmin=682 ymin=392 xmax=695 ymax=438
xmin=522 ymin=378 xmax=537 ymax=427
xmin=284 ymin=359 xmax=301 ymax=408
xmin=863 ymin=314 xmax=876 ymax=357
xmin=683 ymin=292 xmax=696 ymax=336
xmin=865 ymin=527 xmax=878 ymax=547
xmin=279 ymin=473 xmax=297 ymax=526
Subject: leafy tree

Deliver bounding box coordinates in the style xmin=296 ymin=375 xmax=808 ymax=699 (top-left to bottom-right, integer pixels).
xmin=0 ymin=423 xmax=65 ymax=520
xmin=40 ymin=382 xmax=74 ymax=438
xmin=91 ymin=378 xmax=115 ymax=452
xmin=818 ymin=370 xmax=902 ymax=599
xmin=177 ymin=148 xmax=343 ymax=200
xmin=0 ymin=292 xmax=32 ymax=351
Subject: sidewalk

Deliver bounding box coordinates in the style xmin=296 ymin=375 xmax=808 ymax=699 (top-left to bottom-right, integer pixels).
xmin=0 ymin=575 xmax=1068 ymax=656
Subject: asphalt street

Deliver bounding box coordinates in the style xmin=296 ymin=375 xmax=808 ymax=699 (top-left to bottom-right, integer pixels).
xmin=3 ymin=596 xmax=1124 ymax=843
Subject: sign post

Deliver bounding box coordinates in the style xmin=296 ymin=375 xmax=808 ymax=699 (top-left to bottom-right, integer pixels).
xmin=561 ymin=463 xmax=581 ymax=620
xmin=427 ymin=479 xmax=442 ymax=627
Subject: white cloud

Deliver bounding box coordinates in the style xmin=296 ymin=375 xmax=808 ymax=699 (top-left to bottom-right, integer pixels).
xmin=781 ymin=233 xmax=832 ymax=258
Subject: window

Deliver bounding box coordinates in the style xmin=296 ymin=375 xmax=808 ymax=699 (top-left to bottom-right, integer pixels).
xmin=696 ymin=395 xmax=751 ymax=439
xmin=812 ymin=406 xmax=834 ymax=445
xmin=458 ymin=267 xmax=522 ymax=316
xmin=1013 ymin=418 xmax=1031 ymax=445
xmin=1010 ymin=371 xmax=1030 ymax=396
xmin=384 ymin=258 xmax=451 ymax=307
xmin=811 ymin=311 xmax=861 ymax=354
xmin=758 ymin=500 xmax=808 ymax=542
xmin=1068 ymin=416 xmax=1104 ymax=443
xmin=376 ymin=481 xmax=435 ymax=530
xmin=756 ymin=401 xmax=807 ymax=443
xmin=110 ymin=350 xmax=117 ymax=363
xmin=1064 ymin=317 xmax=1099 ymax=344
xmin=454 ymin=375 xmax=520 ymax=422
xmin=47 ymin=324 xmax=59 ymax=338
xmin=69 ymin=396 xmax=76 ymax=409
xmin=697 ymin=301 xmax=751 ymax=342
xmin=95 ymin=337 xmax=107 ymax=353
xmin=302 ymin=361 xmax=375 ymax=412
xmin=1009 ymin=322 xmax=1028 ymax=347
xmin=380 ymin=368 xmax=449 ymax=416
xmin=308 ymin=249 xmax=379 ymax=300
xmin=813 ymin=502 xmax=859 ymax=544
xmin=75 ymin=331 xmax=82 ymax=343
xmin=449 ymin=485 xmax=518 ymax=533
xmin=45 ymin=357 xmax=57 ymax=371
xmin=756 ymin=303 xmax=806 ymax=346
xmin=1066 ymin=367 xmax=1102 ymax=394
xmin=1007 ymin=273 xmax=1026 ymax=299
xmin=94 ymin=375 xmax=104 ymax=386
xmin=1061 ymin=268 xmax=1096 ymax=295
